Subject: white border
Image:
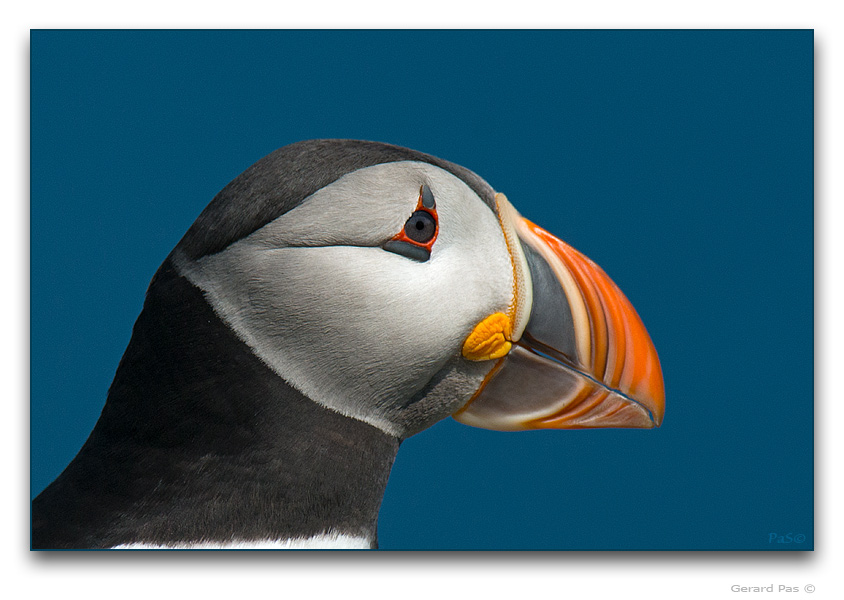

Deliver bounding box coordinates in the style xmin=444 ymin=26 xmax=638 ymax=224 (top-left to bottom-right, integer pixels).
xmin=5 ymin=3 xmax=838 ymax=600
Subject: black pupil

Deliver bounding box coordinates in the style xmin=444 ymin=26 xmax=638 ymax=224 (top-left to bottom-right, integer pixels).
xmin=405 ymin=211 xmax=436 ymax=243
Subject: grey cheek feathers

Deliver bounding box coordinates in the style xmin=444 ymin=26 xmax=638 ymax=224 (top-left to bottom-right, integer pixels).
xmin=244 ymin=163 xmax=428 ymax=249
xmin=173 ymin=162 xmax=514 ymax=438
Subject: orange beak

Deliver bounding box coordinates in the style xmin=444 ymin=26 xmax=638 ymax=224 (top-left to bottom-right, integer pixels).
xmin=454 ymin=197 xmax=665 ymax=431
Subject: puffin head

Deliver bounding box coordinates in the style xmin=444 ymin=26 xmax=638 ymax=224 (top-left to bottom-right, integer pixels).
xmin=32 ymin=139 xmax=666 ymax=550
xmin=171 ymin=139 xmax=665 ymax=440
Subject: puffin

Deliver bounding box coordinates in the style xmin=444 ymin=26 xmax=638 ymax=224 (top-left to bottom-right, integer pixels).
xmin=31 ymin=139 xmax=665 ymax=550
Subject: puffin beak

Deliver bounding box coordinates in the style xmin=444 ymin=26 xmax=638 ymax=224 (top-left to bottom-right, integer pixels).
xmin=454 ymin=194 xmax=665 ymax=431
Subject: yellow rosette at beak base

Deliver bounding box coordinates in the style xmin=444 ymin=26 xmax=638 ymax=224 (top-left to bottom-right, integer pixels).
xmin=462 ymin=312 xmax=513 ymax=361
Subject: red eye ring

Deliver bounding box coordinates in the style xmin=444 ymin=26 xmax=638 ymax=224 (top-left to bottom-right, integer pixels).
xmin=390 ymin=185 xmax=439 ymax=253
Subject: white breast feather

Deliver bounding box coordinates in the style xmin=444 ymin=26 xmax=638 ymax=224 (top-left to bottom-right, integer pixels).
xmin=112 ymin=531 xmax=371 ymax=550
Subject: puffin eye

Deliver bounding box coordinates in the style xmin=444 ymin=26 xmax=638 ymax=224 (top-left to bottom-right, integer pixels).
xmin=404 ymin=211 xmax=437 ymax=244
xmin=382 ymin=184 xmax=440 ymax=262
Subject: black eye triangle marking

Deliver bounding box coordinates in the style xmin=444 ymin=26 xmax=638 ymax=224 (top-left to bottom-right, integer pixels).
xmin=421 ymin=184 xmax=435 ymax=210
xmin=382 ymin=240 xmax=432 ymax=262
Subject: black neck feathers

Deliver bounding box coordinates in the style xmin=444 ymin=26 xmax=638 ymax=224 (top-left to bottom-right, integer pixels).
xmin=32 ymin=258 xmax=399 ymax=549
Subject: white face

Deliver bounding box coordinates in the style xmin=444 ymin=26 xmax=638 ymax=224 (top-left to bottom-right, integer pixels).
xmin=173 ymin=161 xmax=517 ymax=438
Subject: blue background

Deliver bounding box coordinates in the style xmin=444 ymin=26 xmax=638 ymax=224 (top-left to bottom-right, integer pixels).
xmin=30 ymin=30 xmax=813 ymax=550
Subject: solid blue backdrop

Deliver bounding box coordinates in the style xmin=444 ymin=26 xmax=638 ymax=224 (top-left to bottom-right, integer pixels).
xmin=31 ymin=30 xmax=813 ymax=550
